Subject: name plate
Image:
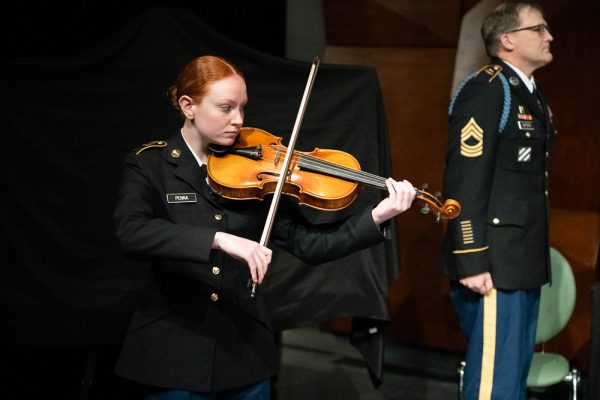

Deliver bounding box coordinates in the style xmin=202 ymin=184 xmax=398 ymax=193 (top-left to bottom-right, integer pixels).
xmin=166 ymin=193 xmax=197 ymax=203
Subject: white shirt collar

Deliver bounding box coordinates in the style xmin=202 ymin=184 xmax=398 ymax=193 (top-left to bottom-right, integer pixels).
xmin=180 ymin=130 xmax=204 ymax=168
xmin=503 ymin=60 xmax=536 ymax=93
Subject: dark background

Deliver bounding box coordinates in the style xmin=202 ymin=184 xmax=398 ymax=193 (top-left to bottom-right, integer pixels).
xmin=0 ymin=1 xmax=286 ymax=59
xmin=0 ymin=2 xmax=399 ymax=399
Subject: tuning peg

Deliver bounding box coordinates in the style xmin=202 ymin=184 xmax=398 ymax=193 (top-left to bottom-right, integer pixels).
xmin=420 ymin=204 xmax=430 ymax=215
xmin=435 ymin=191 xmax=442 ymax=199
xmin=421 ymin=183 xmax=429 ymax=191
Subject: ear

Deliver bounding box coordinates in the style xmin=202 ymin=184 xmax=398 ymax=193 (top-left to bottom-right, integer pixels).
xmin=178 ymin=95 xmax=195 ymax=119
xmin=499 ymin=32 xmax=515 ymax=52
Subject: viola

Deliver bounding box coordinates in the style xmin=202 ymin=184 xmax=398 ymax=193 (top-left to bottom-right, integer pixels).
xmin=207 ymin=127 xmax=461 ymax=221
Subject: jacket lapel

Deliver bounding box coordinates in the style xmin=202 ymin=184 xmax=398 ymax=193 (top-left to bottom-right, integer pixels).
xmin=534 ymin=85 xmax=553 ymax=132
xmin=497 ymin=60 xmax=545 ymax=123
xmin=164 ymin=133 xmax=220 ymax=207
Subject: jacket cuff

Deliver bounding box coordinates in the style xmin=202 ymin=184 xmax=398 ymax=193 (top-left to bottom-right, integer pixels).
xmin=453 ymin=246 xmax=492 ymax=278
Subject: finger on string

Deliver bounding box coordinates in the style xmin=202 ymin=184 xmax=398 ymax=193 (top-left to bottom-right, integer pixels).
xmin=402 ymin=180 xmax=416 ymax=196
xmin=385 ymin=179 xmax=398 ymax=200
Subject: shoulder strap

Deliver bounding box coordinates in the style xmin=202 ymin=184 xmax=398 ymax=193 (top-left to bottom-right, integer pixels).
xmin=449 ymin=65 xmax=511 ymax=134
xmin=135 ymin=140 xmax=167 ymax=155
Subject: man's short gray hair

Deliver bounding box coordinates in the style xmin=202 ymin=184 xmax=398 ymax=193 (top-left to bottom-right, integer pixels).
xmin=481 ymin=2 xmax=544 ymax=58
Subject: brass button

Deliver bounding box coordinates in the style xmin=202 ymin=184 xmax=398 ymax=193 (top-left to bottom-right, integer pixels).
xmin=214 ymin=214 xmax=222 ymax=221
xmin=545 ymin=151 xmax=549 ymax=158
xmin=171 ymin=149 xmax=181 ymax=158
xmin=545 ymin=190 xmax=549 ymax=196
xmin=545 ymin=171 xmax=548 ymax=178
xmin=210 ymin=293 xmax=219 ymax=302
xmin=492 ymin=218 xmax=500 ymax=225
xmin=525 ymin=132 xmax=531 ymax=138
xmin=212 ymin=266 xmax=221 ymax=275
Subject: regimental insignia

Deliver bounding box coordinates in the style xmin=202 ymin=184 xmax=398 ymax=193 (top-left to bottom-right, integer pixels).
xmin=518 ymin=146 xmax=532 ymax=162
xmin=480 ymin=64 xmax=502 ymax=82
xmin=136 ymin=140 xmax=167 ymax=155
xmin=509 ymin=76 xmax=520 ymax=86
xmin=460 ymin=118 xmax=484 ymax=157
xmin=460 ymin=220 xmax=475 ymax=245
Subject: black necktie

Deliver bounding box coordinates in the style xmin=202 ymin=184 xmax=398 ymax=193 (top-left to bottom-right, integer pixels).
xmin=200 ymin=163 xmax=209 ymax=185
xmin=533 ymin=87 xmax=544 ymax=114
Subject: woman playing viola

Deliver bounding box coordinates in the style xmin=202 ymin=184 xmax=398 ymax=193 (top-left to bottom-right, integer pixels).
xmin=113 ymin=55 xmax=415 ymax=400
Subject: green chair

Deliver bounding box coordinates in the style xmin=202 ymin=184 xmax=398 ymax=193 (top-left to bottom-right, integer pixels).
xmin=456 ymin=247 xmax=581 ymax=399
xmin=526 ymin=246 xmax=581 ymax=399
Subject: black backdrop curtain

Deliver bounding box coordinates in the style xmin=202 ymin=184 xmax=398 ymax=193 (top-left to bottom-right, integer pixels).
xmin=0 ymin=6 xmax=398 ymax=390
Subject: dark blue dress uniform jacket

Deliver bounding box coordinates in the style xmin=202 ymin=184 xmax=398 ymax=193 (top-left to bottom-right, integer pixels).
xmin=113 ymin=132 xmax=388 ymax=392
xmin=440 ymin=59 xmax=555 ymax=290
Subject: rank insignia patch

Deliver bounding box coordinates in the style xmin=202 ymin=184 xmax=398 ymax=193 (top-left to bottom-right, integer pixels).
xmin=460 ymin=118 xmax=483 ymax=158
xmin=518 ymin=146 xmax=532 ymax=162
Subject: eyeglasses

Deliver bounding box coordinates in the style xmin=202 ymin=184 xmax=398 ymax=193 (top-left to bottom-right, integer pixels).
xmin=506 ymin=23 xmax=550 ymax=35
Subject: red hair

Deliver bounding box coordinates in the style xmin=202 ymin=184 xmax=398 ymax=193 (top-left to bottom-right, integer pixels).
xmin=167 ymin=55 xmax=245 ymax=114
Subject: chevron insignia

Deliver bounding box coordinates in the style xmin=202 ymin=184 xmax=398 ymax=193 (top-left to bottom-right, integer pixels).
xmin=460 ymin=118 xmax=484 ymax=157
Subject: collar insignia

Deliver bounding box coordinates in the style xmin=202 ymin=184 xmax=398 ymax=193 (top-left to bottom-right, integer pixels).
xmin=171 ymin=149 xmax=182 ymax=158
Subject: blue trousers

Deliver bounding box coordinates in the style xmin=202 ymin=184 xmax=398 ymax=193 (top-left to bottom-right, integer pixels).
xmin=450 ymin=282 xmax=540 ymax=400
xmin=145 ymin=379 xmax=270 ymax=400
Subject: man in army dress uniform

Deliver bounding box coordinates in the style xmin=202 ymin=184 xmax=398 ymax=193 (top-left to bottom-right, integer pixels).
xmin=440 ymin=2 xmax=555 ymax=399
